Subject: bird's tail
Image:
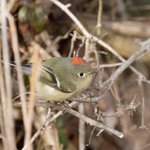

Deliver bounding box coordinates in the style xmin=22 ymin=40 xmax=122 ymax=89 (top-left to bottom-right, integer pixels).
xmin=0 ymin=60 xmax=32 ymax=75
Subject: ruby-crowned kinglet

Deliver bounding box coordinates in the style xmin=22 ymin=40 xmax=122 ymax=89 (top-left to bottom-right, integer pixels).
xmin=21 ymin=57 xmax=93 ymax=101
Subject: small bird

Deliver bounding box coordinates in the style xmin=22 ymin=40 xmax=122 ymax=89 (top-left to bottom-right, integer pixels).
xmin=21 ymin=57 xmax=93 ymax=101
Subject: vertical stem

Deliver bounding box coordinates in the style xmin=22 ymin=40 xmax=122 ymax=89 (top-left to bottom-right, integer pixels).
xmin=1 ymin=0 xmax=16 ymax=149
xmin=138 ymin=78 xmax=145 ymax=128
xmin=0 ymin=61 xmax=8 ymax=150
xmin=96 ymin=0 xmax=103 ymax=35
xmin=78 ymin=103 xmax=85 ymax=150
xmin=24 ymin=43 xmax=41 ymax=150
xmin=8 ymin=13 xmax=29 ymax=146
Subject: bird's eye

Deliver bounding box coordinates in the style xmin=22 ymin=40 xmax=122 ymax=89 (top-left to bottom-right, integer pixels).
xmin=78 ymin=72 xmax=85 ymax=77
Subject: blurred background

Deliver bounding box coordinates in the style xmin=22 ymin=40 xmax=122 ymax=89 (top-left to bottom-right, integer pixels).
xmin=0 ymin=0 xmax=150 ymax=150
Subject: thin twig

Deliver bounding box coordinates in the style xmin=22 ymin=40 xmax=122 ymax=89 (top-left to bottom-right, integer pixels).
xmin=99 ymin=63 xmax=123 ymax=68
xmin=87 ymin=126 xmax=96 ymax=146
xmin=68 ymin=31 xmax=77 ymax=57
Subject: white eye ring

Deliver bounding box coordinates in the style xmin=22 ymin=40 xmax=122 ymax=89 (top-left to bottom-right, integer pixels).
xmin=78 ymin=72 xmax=85 ymax=77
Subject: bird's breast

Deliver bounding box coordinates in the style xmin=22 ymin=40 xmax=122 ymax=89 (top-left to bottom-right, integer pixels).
xmin=36 ymin=82 xmax=74 ymax=101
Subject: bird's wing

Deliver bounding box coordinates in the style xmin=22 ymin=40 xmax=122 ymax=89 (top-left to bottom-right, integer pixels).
xmin=18 ymin=63 xmax=76 ymax=93
xmin=19 ymin=64 xmax=59 ymax=91
xmin=40 ymin=66 xmax=76 ymax=93
xmin=39 ymin=66 xmax=58 ymax=88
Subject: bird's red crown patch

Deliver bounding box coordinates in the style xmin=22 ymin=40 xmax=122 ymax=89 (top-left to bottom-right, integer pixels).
xmin=71 ymin=57 xmax=84 ymax=64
